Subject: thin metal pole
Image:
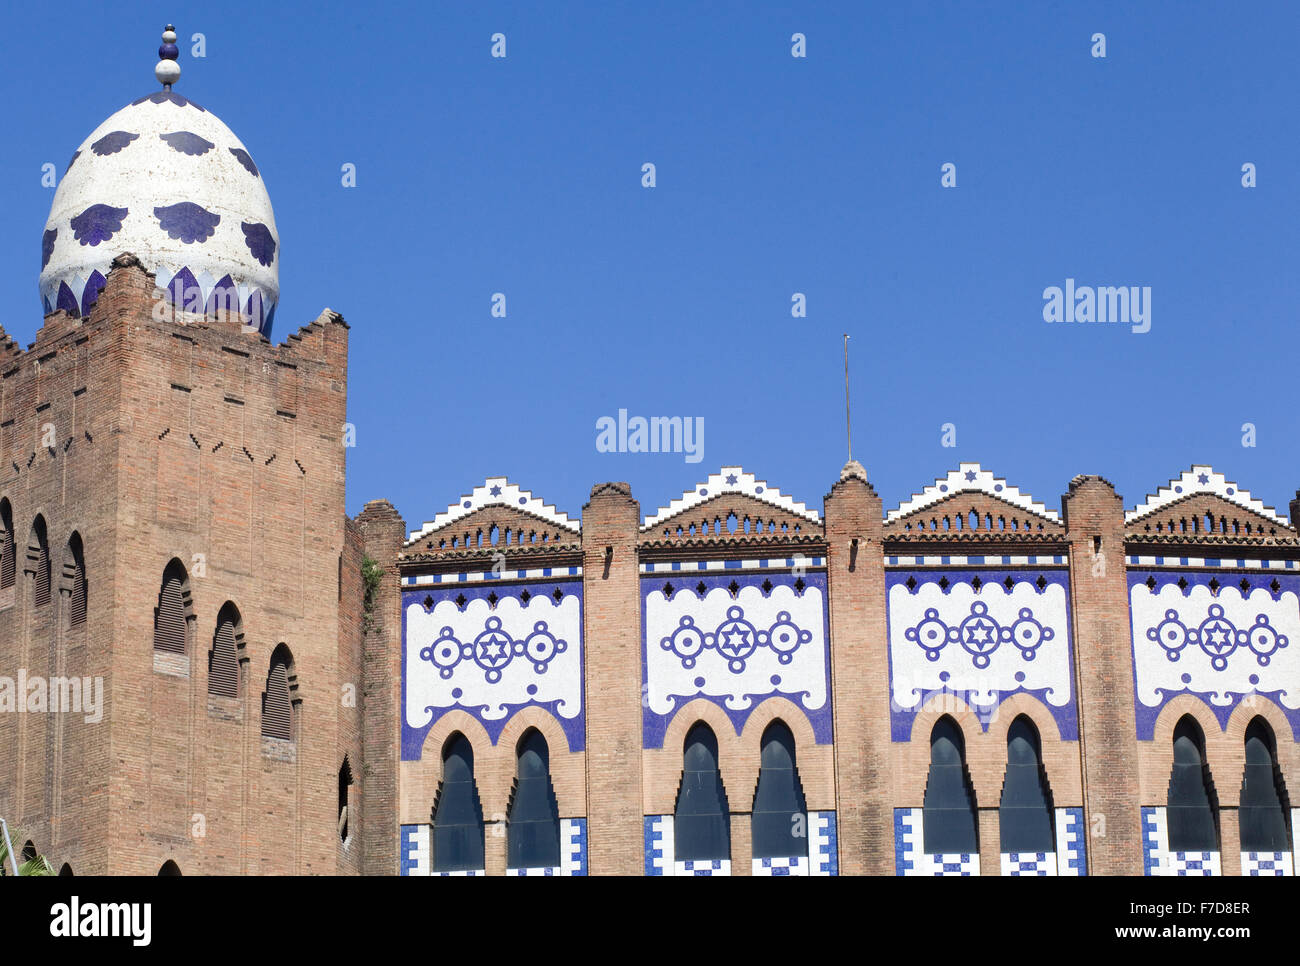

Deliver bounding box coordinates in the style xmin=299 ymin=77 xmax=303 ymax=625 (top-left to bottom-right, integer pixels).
xmin=843 ymin=334 xmax=852 ymax=462
xmin=0 ymin=818 xmax=19 ymax=876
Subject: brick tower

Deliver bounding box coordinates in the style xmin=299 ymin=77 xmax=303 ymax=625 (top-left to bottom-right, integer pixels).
xmin=0 ymin=28 xmax=367 ymax=875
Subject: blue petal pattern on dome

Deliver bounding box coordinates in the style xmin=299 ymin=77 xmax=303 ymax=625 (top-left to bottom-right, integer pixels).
xmin=56 ymin=282 xmax=79 ymax=315
xmin=154 ymin=202 xmax=220 ymax=243
xmin=205 ymin=274 xmax=240 ymax=316
xmin=228 ymin=147 xmax=259 ymax=178
xmin=91 ymin=131 xmax=139 ymax=156
xmin=131 ymin=90 xmax=206 ymax=112
xmin=240 ymin=222 xmax=276 ymax=266
xmin=159 ymin=131 xmax=214 ymax=156
xmin=165 ymin=267 xmax=202 ymax=312
xmin=65 ymin=150 xmax=80 ymax=174
xmin=81 ymin=270 xmax=106 ymax=317
xmin=70 ymin=204 xmax=129 ymax=246
xmin=41 ymin=229 xmax=57 ymax=269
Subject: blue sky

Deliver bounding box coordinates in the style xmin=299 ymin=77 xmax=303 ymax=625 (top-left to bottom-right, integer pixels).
xmin=2 ymin=1 xmax=1297 ymax=528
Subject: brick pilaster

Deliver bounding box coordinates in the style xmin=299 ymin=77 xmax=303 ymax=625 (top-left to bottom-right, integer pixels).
xmin=580 ymin=482 xmax=643 ymax=874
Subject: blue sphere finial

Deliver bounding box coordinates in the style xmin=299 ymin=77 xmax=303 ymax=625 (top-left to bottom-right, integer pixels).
xmin=156 ymin=25 xmax=180 ymax=89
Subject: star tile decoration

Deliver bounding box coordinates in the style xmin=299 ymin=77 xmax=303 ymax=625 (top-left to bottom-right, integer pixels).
xmin=406 ymin=477 xmax=580 ymax=544
xmin=1125 ymin=465 xmax=1290 ymax=527
xmin=641 ymin=466 xmax=822 ymax=530
xmin=887 ymin=463 xmax=1060 ymax=524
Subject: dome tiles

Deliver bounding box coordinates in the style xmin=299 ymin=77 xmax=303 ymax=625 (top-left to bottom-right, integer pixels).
xmin=40 ymin=28 xmax=279 ymax=335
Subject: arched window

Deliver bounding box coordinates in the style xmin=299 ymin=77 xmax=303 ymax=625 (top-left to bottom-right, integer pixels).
xmin=260 ymin=644 xmax=295 ymax=740
xmin=1240 ymin=718 xmax=1291 ymax=852
xmin=0 ymin=499 xmax=15 ymax=589
xmin=28 ymin=517 xmax=50 ymax=607
xmin=208 ymin=602 xmax=242 ymax=698
xmin=158 ymin=860 xmax=181 ymax=876
xmin=923 ymin=716 xmax=978 ymax=854
xmin=1167 ymin=716 xmax=1219 ymax=852
xmin=65 ymin=532 xmax=87 ymax=626
xmin=58 ymin=863 xmax=73 ymax=876
xmin=432 ymin=733 xmax=485 ymax=872
xmin=999 ymin=716 xmax=1055 ymax=853
xmin=338 ymin=757 xmax=354 ymax=842
xmin=752 ymin=720 xmax=808 ymax=859
xmin=507 ymin=729 xmax=561 ymax=869
xmin=152 ymin=560 xmax=190 ymax=655
xmin=674 ymin=722 xmax=730 ymax=862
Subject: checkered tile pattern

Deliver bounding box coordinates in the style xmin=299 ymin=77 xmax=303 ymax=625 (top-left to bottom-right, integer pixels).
xmin=1241 ymin=851 xmax=1293 ymax=876
xmin=400 ymin=824 xmax=430 ymax=876
xmin=1001 ymin=851 xmax=1058 ymax=876
xmin=1057 ymin=807 xmax=1086 ymax=875
xmin=894 ymin=807 xmax=980 ymax=876
xmin=752 ymin=855 xmax=810 ymax=876
xmin=645 ymin=815 xmax=674 ymax=876
xmin=1142 ymin=807 xmax=1221 ymax=876
xmin=809 ymin=810 xmax=838 ymax=876
xmin=676 ymin=859 xmax=730 ymax=875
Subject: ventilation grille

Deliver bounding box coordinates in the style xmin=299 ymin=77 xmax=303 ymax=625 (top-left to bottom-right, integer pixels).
xmin=33 ymin=545 xmax=50 ymax=607
xmin=262 ymin=662 xmax=291 ymax=739
xmin=0 ymin=530 xmax=14 ymax=588
xmin=153 ymin=576 xmax=187 ymax=654
xmin=208 ymin=619 xmax=238 ymax=697
xmin=69 ymin=561 xmax=86 ymax=626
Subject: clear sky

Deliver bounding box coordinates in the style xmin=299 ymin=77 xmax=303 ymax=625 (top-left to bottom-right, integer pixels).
xmin=2 ymin=1 xmax=1296 ymax=530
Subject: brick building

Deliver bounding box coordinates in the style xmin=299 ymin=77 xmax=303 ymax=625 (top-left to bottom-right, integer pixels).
xmin=2 ymin=30 xmax=1297 ymax=877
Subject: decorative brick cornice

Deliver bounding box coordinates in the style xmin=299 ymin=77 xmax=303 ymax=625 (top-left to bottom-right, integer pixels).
xmin=1126 ymin=465 xmax=1290 ymax=528
xmin=889 ymin=463 xmax=1060 ymax=524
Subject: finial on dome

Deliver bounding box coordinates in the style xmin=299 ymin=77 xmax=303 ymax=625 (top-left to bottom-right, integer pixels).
xmin=156 ymin=25 xmax=180 ymax=89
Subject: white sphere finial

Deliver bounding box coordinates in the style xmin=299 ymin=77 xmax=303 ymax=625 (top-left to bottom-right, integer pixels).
xmin=156 ymin=23 xmax=180 ymax=88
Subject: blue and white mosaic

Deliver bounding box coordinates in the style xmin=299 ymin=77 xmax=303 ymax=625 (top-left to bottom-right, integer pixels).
xmin=642 ymin=572 xmax=831 ymax=748
xmin=1141 ymin=807 xmax=1221 ymax=876
xmin=894 ymin=808 xmax=981 ymax=876
xmin=1129 ymin=571 xmax=1300 ymax=739
xmin=887 ymin=571 xmax=1077 ymax=740
xmin=1241 ymin=851 xmax=1293 ymax=876
xmin=400 ymin=824 xmax=429 ymax=876
xmin=402 ymin=581 xmax=584 ymax=757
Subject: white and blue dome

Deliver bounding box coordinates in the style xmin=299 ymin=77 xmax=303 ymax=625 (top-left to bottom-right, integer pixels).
xmin=40 ymin=27 xmax=279 ymax=335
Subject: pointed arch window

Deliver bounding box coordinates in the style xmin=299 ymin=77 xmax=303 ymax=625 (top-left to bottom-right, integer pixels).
xmin=507 ymin=729 xmax=561 ymax=869
xmin=260 ymin=645 xmax=294 ymax=740
xmin=432 ymin=733 xmax=485 ymax=872
xmin=923 ymin=716 xmax=978 ymax=854
xmin=208 ymin=603 xmax=241 ymax=698
xmin=1167 ymin=716 xmax=1219 ymax=852
xmin=0 ymin=499 xmax=15 ymax=589
xmin=674 ymin=723 xmax=730 ymax=862
xmin=29 ymin=517 xmax=50 ymax=607
xmin=999 ymin=716 xmax=1055 ymax=853
xmin=1240 ymin=718 xmax=1291 ymax=853
xmin=66 ymin=533 xmax=87 ymax=626
xmin=752 ymin=720 xmax=808 ymax=859
xmin=152 ymin=561 xmax=190 ymax=655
